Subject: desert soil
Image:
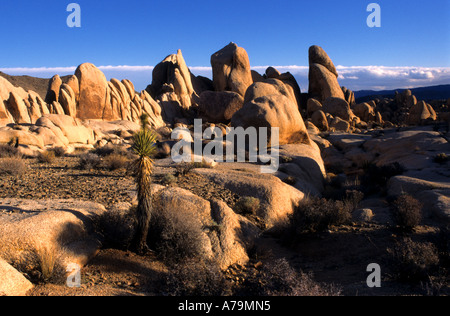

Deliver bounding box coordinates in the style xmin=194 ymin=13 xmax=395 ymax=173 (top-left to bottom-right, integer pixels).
xmin=1 ymin=155 xmax=447 ymax=296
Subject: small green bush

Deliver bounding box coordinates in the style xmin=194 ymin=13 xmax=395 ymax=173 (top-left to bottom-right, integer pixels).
xmin=161 ymin=174 xmax=177 ymax=186
xmin=234 ymin=196 xmax=260 ymax=215
xmin=175 ymin=162 xmax=195 ymax=176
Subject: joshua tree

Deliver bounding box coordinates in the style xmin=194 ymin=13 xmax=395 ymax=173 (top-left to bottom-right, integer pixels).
xmin=130 ymin=114 xmax=157 ymax=254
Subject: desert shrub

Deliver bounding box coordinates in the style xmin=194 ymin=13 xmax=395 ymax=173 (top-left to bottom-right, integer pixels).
xmin=161 ymin=174 xmax=177 ymax=186
xmin=92 ymin=144 xmax=116 ymax=157
xmin=37 ymin=150 xmax=56 ymax=164
xmin=192 ymin=160 xmax=214 ymax=169
xmin=434 ymin=153 xmax=449 ymax=164
xmin=282 ymin=176 xmax=297 ymax=186
xmin=285 ymin=197 xmax=352 ymax=236
xmin=5 ymin=245 xmax=66 ymax=285
xmin=148 ymin=196 xmax=210 ymax=263
xmin=391 ymin=194 xmax=422 ymax=231
xmin=362 ymin=162 xmax=404 ymax=194
xmin=343 ymin=189 xmax=364 ymax=213
xmin=0 ymin=144 xmax=20 ymax=158
xmin=388 ymin=238 xmax=439 ymax=282
xmin=234 ymin=196 xmax=261 ymax=215
xmin=0 ymin=157 xmax=27 ymax=177
xmin=102 ymin=153 xmax=130 ymax=171
xmin=238 ymin=258 xmax=341 ymax=296
xmin=48 ymin=146 xmax=66 ymax=157
xmin=175 ymin=162 xmax=195 ymax=176
xmin=34 ymin=246 xmax=66 ymax=284
xmin=163 ymin=259 xmax=232 ymax=296
xmin=77 ymin=153 xmax=101 ymax=170
xmin=280 ymin=156 xmax=293 ymax=164
xmin=93 ymin=206 xmax=137 ymax=249
xmin=93 ymin=144 xmax=132 ymax=158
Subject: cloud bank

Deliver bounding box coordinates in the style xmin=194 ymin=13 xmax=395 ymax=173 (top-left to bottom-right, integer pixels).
xmin=1 ymin=65 xmax=449 ymax=92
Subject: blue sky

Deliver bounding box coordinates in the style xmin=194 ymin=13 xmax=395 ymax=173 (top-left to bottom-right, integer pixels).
xmin=0 ymin=0 xmax=449 ymax=91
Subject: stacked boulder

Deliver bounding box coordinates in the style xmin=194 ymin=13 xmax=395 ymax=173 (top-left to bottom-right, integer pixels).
xmin=0 ymin=76 xmax=49 ymax=125
xmin=308 ymin=45 xmax=345 ymax=102
xmin=372 ymin=89 xmax=438 ymax=126
xmin=197 ymin=43 xmax=252 ymax=124
xmin=232 ymin=78 xmax=310 ymax=145
xmin=305 ymin=45 xmax=358 ymax=133
xmin=146 ymin=49 xmax=213 ymax=124
xmin=0 ymin=64 xmax=166 ymax=129
xmin=66 ymin=63 xmax=165 ymax=128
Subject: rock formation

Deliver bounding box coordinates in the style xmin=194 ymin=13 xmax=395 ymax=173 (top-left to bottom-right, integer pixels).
xmin=231 ymin=79 xmax=310 ymax=145
xmin=211 ymin=42 xmax=253 ymax=97
xmin=198 ymin=90 xmax=244 ymax=123
xmin=308 ymin=45 xmax=345 ymax=102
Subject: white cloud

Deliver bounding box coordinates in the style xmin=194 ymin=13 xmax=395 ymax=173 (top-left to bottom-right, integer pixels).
xmin=0 ymin=66 xmax=77 ymax=75
xmin=1 ymin=65 xmax=449 ymax=92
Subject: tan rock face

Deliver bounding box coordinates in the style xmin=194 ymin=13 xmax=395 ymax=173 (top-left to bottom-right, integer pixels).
xmin=153 ymin=186 xmax=258 ymax=270
xmin=59 ymin=84 xmax=77 ymax=117
xmin=308 ymin=45 xmax=345 ymax=103
xmin=45 ymin=75 xmax=62 ymax=104
xmin=311 ymin=110 xmax=329 ymax=131
xmin=194 ymin=168 xmax=305 ymax=228
xmin=408 ymin=100 xmax=436 ymax=125
xmin=0 ymin=258 xmax=34 ymax=296
xmin=211 ymin=42 xmax=253 ymax=97
xmin=75 ymin=63 xmax=109 ymax=120
xmin=6 ymin=91 xmax=31 ymax=124
xmin=0 ymin=198 xmax=107 ymax=272
xmin=36 ymin=114 xmax=94 ymax=145
xmin=353 ymin=102 xmax=376 ymax=122
xmin=322 ymin=97 xmax=354 ymax=122
xmin=232 ymin=79 xmax=310 ymax=146
xmin=307 ymin=98 xmax=323 ymax=117
xmin=65 ymin=75 xmax=80 ymax=103
xmin=148 ymin=50 xmax=197 ymax=111
xmin=309 ymin=63 xmax=345 ymax=102
xmin=309 ymin=45 xmax=338 ymax=77
xmin=198 ymin=90 xmax=244 ymax=123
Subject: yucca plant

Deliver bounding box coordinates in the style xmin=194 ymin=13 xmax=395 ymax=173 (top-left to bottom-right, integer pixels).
xmin=130 ymin=114 xmax=158 ymax=254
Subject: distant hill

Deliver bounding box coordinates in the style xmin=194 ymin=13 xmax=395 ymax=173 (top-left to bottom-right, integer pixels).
xmin=355 ymin=84 xmax=450 ymax=103
xmin=0 ymin=71 xmax=72 ymax=101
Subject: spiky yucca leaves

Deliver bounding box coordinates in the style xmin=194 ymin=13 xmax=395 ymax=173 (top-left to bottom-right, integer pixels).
xmin=130 ymin=118 xmax=158 ymax=254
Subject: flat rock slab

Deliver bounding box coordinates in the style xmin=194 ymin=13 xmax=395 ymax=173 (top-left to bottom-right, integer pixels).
xmin=0 ymin=257 xmax=34 ymax=296
xmin=193 ymin=168 xmax=304 ymax=227
xmin=0 ymin=199 xmax=107 ymax=268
